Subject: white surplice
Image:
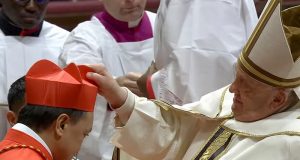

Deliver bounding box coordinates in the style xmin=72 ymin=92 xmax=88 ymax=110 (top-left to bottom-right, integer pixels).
xmin=60 ymin=11 xmax=156 ymax=160
xmin=0 ymin=21 xmax=69 ymax=140
xmin=150 ymin=0 xmax=258 ymax=105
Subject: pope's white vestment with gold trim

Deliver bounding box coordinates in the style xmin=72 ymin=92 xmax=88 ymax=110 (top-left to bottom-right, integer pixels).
xmin=112 ymin=87 xmax=300 ymax=160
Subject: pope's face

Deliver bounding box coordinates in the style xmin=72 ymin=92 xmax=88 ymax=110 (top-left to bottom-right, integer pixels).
xmin=0 ymin=0 xmax=48 ymax=29
xmin=53 ymin=112 xmax=93 ymax=160
xmin=229 ymin=66 xmax=281 ymax=122
xmin=102 ymin=0 xmax=147 ymax=22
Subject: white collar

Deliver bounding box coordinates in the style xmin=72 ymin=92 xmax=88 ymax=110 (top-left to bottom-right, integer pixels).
xmin=12 ymin=123 xmax=52 ymax=157
xmin=222 ymin=102 xmax=300 ymax=137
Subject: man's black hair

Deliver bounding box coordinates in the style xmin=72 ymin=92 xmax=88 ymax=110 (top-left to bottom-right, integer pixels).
xmin=17 ymin=105 xmax=85 ymax=133
xmin=7 ymin=76 xmax=25 ymax=113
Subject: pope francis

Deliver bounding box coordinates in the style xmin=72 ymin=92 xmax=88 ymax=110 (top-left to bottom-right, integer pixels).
xmin=87 ymin=0 xmax=300 ymax=159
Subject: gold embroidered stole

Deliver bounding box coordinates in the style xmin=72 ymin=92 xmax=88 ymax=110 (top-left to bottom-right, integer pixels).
xmin=0 ymin=144 xmax=48 ymax=160
xmin=193 ymin=127 xmax=234 ymax=160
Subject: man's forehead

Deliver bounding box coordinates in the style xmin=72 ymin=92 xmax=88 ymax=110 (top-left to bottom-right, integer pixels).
xmin=236 ymin=64 xmax=272 ymax=87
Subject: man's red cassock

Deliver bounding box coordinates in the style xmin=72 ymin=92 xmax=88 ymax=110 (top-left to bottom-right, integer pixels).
xmin=0 ymin=128 xmax=52 ymax=160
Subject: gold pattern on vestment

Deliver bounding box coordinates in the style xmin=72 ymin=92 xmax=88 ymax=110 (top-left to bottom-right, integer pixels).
xmin=193 ymin=126 xmax=233 ymax=160
xmin=0 ymin=144 xmax=48 ymax=160
xmin=153 ymin=99 xmax=171 ymax=111
xmin=221 ymin=124 xmax=300 ymax=138
xmin=216 ymin=86 xmax=228 ymax=117
xmin=200 ymin=130 xmax=232 ymax=160
xmin=216 ymin=87 xmax=233 ymax=119
xmin=153 ymin=87 xmax=233 ymax=119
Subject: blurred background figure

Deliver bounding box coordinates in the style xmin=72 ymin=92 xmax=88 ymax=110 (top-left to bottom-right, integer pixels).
xmin=0 ymin=0 xmax=69 ymax=140
xmin=60 ymin=0 xmax=156 ymax=159
xmin=137 ymin=0 xmax=258 ymax=106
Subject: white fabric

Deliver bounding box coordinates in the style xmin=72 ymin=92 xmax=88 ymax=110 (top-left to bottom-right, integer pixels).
xmin=12 ymin=123 xmax=52 ymax=157
xmin=151 ymin=0 xmax=258 ymax=105
xmin=0 ymin=21 xmax=69 ymax=140
xmin=112 ymin=88 xmax=300 ymax=160
xmin=60 ymin=11 xmax=156 ymax=160
xmin=0 ymin=105 xmax=9 ymax=141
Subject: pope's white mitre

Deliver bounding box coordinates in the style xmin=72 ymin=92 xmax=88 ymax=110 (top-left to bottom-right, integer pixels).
xmin=238 ymin=0 xmax=300 ymax=92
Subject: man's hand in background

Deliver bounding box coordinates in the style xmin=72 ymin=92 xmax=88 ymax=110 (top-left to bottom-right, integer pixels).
xmin=116 ymin=72 xmax=143 ymax=97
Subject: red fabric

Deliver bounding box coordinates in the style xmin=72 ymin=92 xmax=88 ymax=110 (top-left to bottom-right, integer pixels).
xmin=146 ymin=75 xmax=155 ymax=99
xmin=19 ymin=27 xmax=39 ymax=37
xmin=26 ymin=60 xmax=98 ymax=112
xmin=0 ymin=129 xmax=52 ymax=160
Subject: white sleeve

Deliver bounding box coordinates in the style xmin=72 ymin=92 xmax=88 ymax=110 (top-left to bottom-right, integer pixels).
xmin=0 ymin=106 xmax=9 ymax=140
xmin=114 ymin=88 xmax=135 ymax=125
xmin=111 ymin=89 xmax=204 ymax=159
xmin=60 ymin=20 xmax=103 ymax=65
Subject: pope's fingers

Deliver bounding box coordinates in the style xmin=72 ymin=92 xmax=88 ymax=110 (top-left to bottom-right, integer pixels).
xmin=86 ymin=72 xmax=103 ymax=88
xmin=87 ymin=64 xmax=107 ymax=75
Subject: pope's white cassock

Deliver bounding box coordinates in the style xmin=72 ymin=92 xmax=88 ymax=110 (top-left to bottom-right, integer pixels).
xmin=60 ymin=11 xmax=156 ymax=160
xmin=112 ymin=87 xmax=300 ymax=160
xmin=0 ymin=17 xmax=69 ymax=140
xmin=148 ymin=0 xmax=258 ymax=105
xmin=110 ymin=1 xmax=300 ymax=159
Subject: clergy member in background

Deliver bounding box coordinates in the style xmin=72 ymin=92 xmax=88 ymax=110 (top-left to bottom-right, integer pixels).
xmin=138 ymin=0 xmax=258 ymax=105
xmin=60 ymin=0 xmax=156 ymax=159
xmin=0 ymin=0 xmax=69 ymax=140
xmin=0 ymin=60 xmax=98 ymax=160
xmin=87 ymin=0 xmax=300 ymax=159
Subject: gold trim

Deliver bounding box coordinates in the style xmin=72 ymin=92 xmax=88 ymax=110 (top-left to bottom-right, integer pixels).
xmin=214 ymin=139 xmax=232 ymax=160
xmin=242 ymin=0 xmax=280 ymax=57
xmin=200 ymin=131 xmax=232 ymax=160
xmin=152 ymin=88 xmax=235 ymax=121
xmin=216 ymin=87 xmax=228 ymax=117
xmin=237 ymin=0 xmax=300 ymax=88
xmin=221 ymin=124 xmax=300 ymax=138
xmin=239 ymin=56 xmax=300 ymax=87
xmin=192 ymin=126 xmax=224 ymax=160
xmin=219 ymin=113 xmax=234 ymax=119
xmin=0 ymin=144 xmax=48 ymax=160
xmin=152 ymin=100 xmax=171 ymax=111
xmin=193 ymin=126 xmax=234 ymax=160
xmin=216 ymin=87 xmax=233 ymax=119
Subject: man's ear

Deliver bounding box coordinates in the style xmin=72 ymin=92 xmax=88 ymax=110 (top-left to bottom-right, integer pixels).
xmin=271 ymin=89 xmax=288 ymax=111
xmin=55 ymin=114 xmax=70 ymax=137
xmin=6 ymin=111 xmax=17 ymax=127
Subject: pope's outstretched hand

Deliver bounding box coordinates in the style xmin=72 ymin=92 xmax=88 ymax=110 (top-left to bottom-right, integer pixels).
xmin=86 ymin=64 xmax=127 ymax=109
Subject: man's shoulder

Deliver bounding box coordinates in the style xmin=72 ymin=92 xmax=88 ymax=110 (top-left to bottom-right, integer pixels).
xmin=222 ymin=105 xmax=300 ymax=138
xmin=67 ymin=17 xmax=108 ymax=41
xmin=145 ymin=11 xmax=157 ymax=17
xmin=0 ymin=147 xmax=45 ymax=160
xmin=41 ymin=21 xmax=69 ymax=39
xmin=73 ymin=17 xmax=104 ymax=32
xmin=145 ymin=11 xmax=157 ymax=26
xmin=168 ymin=86 xmax=233 ymax=119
